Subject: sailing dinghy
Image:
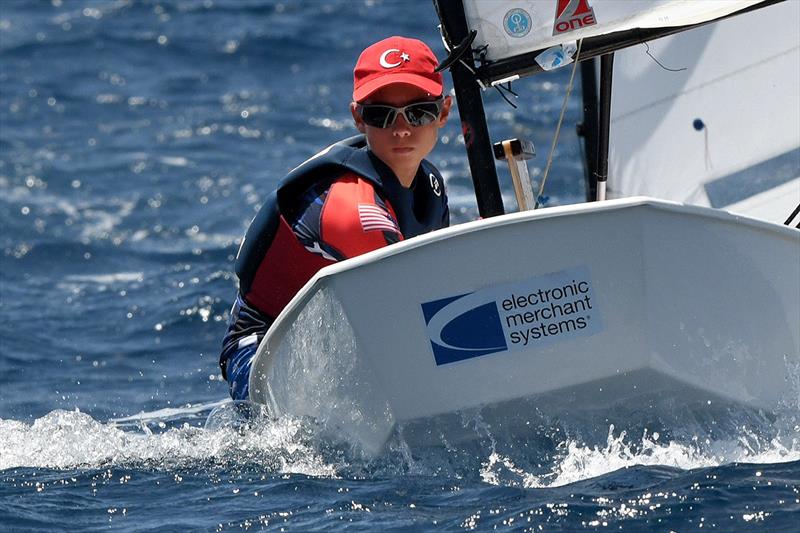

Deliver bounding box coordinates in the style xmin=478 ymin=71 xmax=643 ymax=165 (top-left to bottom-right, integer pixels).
xmin=248 ymin=0 xmax=800 ymax=455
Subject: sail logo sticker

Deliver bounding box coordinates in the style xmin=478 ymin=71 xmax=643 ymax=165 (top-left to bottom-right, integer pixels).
xmin=421 ymin=266 xmax=602 ymax=366
xmin=553 ymin=0 xmax=597 ymax=36
xmin=503 ymin=8 xmax=532 ymax=38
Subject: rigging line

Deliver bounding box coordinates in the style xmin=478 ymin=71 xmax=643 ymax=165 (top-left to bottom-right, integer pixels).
xmin=784 ymin=202 xmax=800 ymax=226
xmin=494 ymin=82 xmax=518 ymax=109
xmin=501 ymin=82 xmax=518 ymax=97
xmin=494 ymin=86 xmax=517 ymax=108
xmin=644 ymin=41 xmax=687 ymax=72
xmin=538 ymin=38 xmax=584 ymax=208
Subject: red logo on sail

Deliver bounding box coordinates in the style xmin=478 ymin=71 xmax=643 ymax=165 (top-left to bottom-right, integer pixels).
xmin=553 ymin=0 xmax=597 ymax=36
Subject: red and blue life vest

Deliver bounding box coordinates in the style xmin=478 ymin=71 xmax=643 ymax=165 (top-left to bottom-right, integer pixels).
xmin=234 ymin=134 xmax=449 ymax=321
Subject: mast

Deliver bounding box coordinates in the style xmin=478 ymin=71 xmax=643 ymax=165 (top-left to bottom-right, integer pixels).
xmin=434 ymin=0 xmax=504 ymax=218
xmin=595 ymin=53 xmax=614 ymax=202
xmin=578 ymin=58 xmax=599 ymax=202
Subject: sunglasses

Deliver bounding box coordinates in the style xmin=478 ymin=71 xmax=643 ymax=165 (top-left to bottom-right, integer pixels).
xmin=358 ymin=98 xmax=443 ymax=129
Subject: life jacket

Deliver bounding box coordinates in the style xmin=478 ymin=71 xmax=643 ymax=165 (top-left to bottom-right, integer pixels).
xmin=234 ymin=134 xmax=448 ymax=320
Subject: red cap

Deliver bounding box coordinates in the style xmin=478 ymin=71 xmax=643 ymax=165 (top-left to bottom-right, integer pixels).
xmin=353 ymin=36 xmax=443 ymax=102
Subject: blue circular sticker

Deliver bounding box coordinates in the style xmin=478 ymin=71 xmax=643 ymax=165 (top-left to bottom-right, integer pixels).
xmin=504 ymin=8 xmax=532 ymax=38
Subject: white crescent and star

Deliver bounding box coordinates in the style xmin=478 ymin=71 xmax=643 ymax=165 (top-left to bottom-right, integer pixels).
xmin=379 ymin=49 xmax=411 ymax=69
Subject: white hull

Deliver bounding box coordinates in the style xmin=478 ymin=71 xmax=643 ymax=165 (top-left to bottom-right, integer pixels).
xmin=249 ymin=198 xmax=800 ymax=454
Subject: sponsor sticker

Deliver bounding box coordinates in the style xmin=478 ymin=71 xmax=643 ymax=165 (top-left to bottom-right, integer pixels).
xmin=503 ymin=8 xmax=532 ymax=38
xmin=421 ymin=266 xmax=602 ymax=365
xmin=553 ymin=0 xmax=597 ymax=36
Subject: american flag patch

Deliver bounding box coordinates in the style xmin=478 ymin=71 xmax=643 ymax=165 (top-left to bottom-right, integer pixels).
xmin=358 ymin=203 xmax=400 ymax=234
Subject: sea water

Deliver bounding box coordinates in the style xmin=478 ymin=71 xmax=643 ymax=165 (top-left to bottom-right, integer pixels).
xmin=1 ymin=1 xmax=798 ymax=530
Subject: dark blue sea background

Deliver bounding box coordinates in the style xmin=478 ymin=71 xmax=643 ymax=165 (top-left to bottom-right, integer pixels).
xmin=1 ymin=1 xmax=798 ymax=531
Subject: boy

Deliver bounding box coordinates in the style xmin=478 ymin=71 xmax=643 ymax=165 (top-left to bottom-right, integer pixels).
xmin=220 ymin=36 xmax=453 ymax=399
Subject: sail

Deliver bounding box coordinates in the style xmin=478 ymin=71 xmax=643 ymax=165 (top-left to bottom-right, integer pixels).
xmin=607 ymin=0 xmax=800 ymax=221
xmin=462 ymin=0 xmax=764 ymax=63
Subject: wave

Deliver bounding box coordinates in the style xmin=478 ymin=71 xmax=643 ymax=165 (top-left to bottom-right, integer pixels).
xmin=2 ymin=402 xmax=797 ymax=489
xmin=478 ymin=423 xmax=799 ymax=489
xmin=0 ymin=405 xmax=337 ymax=477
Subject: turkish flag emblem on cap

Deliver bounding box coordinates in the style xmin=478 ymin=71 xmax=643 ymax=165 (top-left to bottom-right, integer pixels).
xmin=353 ymin=36 xmax=443 ymax=102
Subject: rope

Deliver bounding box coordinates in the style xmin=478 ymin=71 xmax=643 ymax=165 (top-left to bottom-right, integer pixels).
xmin=784 ymin=202 xmax=800 ymax=226
xmin=538 ymin=38 xmax=584 ymax=208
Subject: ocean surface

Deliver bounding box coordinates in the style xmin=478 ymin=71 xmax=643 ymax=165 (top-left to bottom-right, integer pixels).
xmin=1 ymin=1 xmax=798 ymax=531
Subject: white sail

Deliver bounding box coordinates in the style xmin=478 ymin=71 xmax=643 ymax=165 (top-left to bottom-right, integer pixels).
xmin=462 ymin=0 xmax=763 ymax=63
xmin=607 ymin=0 xmax=800 ymax=222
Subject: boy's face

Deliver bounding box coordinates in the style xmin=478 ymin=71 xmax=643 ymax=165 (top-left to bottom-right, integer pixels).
xmin=351 ymin=83 xmax=451 ymax=186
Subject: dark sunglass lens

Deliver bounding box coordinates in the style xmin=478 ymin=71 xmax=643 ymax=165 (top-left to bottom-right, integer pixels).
xmin=404 ymin=103 xmax=440 ymax=126
xmin=360 ymin=105 xmax=395 ymax=128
